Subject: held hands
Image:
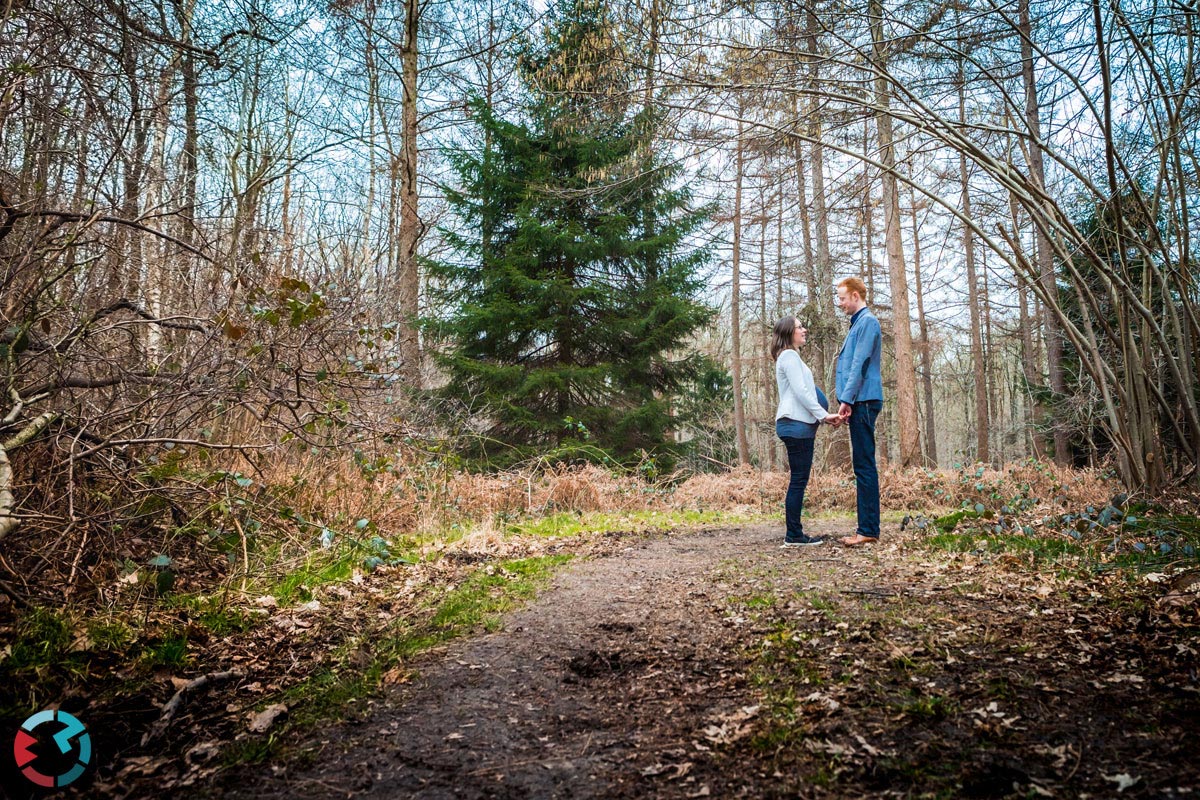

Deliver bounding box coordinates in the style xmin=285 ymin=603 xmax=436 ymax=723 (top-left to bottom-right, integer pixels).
xmin=822 ymin=403 xmax=853 ymax=428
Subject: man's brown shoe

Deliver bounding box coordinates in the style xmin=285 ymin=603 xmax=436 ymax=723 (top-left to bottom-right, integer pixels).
xmin=839 ymin=534 xmax=879 ymax=547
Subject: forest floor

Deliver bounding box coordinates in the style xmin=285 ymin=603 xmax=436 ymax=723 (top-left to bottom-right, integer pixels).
xmin=186 ymin=518 xmax=1200 ymax=800
xmin=3 ymin=503 xmax=1198 ymax=800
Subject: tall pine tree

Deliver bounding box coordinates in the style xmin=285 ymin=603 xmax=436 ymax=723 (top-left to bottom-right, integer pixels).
xmin=426 ymin=0 xmax=714 ymax=467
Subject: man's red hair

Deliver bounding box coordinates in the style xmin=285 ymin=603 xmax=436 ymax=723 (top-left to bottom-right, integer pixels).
xmin=837 ymin=277 xmax=867 ymax=302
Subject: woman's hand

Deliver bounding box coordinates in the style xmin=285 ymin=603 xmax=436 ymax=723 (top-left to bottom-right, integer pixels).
xmin=823 ymin=413 xmax=843 ymax=427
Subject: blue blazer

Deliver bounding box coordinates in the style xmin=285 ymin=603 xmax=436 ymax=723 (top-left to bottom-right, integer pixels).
xmin=835 ymin=307 xmax=883 ymax=404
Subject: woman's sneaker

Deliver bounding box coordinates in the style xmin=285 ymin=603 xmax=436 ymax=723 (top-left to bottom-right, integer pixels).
xmin=781 ymin=534 xmax=825 ymax=547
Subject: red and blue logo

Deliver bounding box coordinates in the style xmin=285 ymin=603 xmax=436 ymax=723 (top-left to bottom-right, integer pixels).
xmin=13 ymin=709 xmax=91 ymax=788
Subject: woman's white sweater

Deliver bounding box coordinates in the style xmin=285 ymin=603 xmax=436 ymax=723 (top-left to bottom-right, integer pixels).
xmin=775 ymin=349 xmax=826 ymax=424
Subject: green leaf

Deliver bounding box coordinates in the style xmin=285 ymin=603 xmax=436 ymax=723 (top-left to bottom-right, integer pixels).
xmin=147 ymin=554 xmax=173 ymax=569
xmin=155 ymin=570 xmax=176 ymax=594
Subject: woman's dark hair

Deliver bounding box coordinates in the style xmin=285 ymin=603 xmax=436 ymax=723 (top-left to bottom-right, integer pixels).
xmin=770 ymin=316 xmax=798 ymax=361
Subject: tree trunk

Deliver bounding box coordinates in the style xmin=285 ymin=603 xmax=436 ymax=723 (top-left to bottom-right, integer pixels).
xmin=1005 ymin=120 xmax=1047 ymax=461
xmin=1019 ymin=0 xmax=1069 ymax=465
xmin=959 ymin=74 xmax=989 ymax=464
xmin=173 ymin=0 xmax=198 ymax=247
xmin=397 ymin=0 xmax=422 ymax=388
xmin=731 ymin=122 xmax=750 ymax=465
xmin=805 ymin=6 xmax=847 ymax=467
xmin=869 ymin=0 xmax=921 ymax=467
xmin=759 ymin=188 xmax=770 ymax=466
xmin=772 ymin=185 xmax=784 ymax=471
xmin=981 ymin=248 xmax=998 ymax=466
xmin=909 ymin=189 xmax=937 ymax=467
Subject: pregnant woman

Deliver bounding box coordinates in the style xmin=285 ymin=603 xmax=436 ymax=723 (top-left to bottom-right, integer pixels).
xmin=771 ymin=316 xmax=841 ymax=547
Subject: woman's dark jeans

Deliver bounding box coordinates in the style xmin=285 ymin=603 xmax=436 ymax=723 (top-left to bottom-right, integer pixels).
xmin=780 ymin=435 xmax=815 ymax=539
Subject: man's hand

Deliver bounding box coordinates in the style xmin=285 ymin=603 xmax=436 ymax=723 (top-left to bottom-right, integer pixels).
xmin=838 ymin=402 xmax=852 ymax=421
xmin=823 ymin=413 xmax=842 ymax=427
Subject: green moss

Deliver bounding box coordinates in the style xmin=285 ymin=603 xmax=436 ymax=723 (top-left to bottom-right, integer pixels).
xmin=3 ymin=608 xmax=73 ymax=671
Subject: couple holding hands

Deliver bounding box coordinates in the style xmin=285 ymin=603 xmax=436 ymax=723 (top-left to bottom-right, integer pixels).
xmin=772 ymin=277 xmax=882 ymax=548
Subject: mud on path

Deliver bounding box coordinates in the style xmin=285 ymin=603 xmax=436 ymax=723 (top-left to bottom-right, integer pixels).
xmin=215 ymin=521 xmax=1198 ymax=799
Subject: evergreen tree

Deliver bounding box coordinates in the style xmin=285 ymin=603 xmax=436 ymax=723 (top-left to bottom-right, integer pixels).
xmin=426 ymin=0 xmax=714 ymax=467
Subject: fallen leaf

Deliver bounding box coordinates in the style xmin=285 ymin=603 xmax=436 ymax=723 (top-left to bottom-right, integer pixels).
xmin=1106 ymin=673 xmax=1145 ymax=684
xmin=804 ymin=691 xmax=842 ymax=713
xmin=247 ymin=703 xmax=288 ymax=733
xmin=805 ymin=739 xmax=853 ymax=756
xmin=381 ymin=667 xmax=409 ymax=685
xmin=1103 ymin=773 xmax=1140 ymax=792
xmin=185 ymin=741 xmax=222 ymax=766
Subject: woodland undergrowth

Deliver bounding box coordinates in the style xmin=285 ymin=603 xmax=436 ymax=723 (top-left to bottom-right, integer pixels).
xmin=0 ymin=454 xmax=1195 ymax=793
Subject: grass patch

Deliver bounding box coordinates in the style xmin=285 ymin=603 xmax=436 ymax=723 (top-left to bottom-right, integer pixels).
xmin=424 ymin=555 xmax=572 ymax=635
xmin=254 ymin=553 xmax=574 ymax=760
xmin=269 ymin=555 xmax=357 ymax=605
xmin=506 ymin=509 xmax=761 ymax=539
xmin=802 ymin=591 xmax=839 ymax=614
xmin=169 ymin=594 xmax=259 ymax=636
xmin=1102 ymin=513 xmax=1200 ymax=573
xmin=221 ymin=734 xmax=281 ymax=768
xmin=735 ymin=592 xmax=776 ymax=610
xmin=924 ymin=531 xmax=1083 ymax=562
xmin=894 ymin=691 xmax=956 ymax=721
xmin=2 ymin=607 xmax=73 ymax=671
xmin=87 ymin=618 xmax=135 ymax=650
xmin=144 ymin=634 xmax=190 ymax=667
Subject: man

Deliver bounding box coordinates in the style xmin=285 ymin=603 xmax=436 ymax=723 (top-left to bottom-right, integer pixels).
xmin=834 ymin=277 xmax=883 ymax=547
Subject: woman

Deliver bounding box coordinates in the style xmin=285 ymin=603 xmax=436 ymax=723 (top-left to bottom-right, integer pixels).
xmin=772 ymin=316 xmax=841 ymax=547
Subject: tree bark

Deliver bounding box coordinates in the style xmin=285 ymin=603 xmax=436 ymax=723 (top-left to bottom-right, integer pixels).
xmin=959 ymin=73 xmax=989 ymax=464
xmin=869 ymin=0 xmax=921 ymax=467
xmin=1019 ymin=0 xmax=1069 ymax=465
xmin=731 ymin=122 xmax=750 ymax=466
xmin=909 ymin=190 xmax=937 ymax=467
xmin=397 ymin=0 xmax=422 ymax=388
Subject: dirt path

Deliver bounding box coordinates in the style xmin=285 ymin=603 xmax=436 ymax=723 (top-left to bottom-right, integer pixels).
xmin=213 ymin=520 xmax=1198 ymax=799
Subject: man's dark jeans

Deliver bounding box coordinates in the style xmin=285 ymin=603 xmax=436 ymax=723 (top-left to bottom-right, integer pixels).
xmin=848 ymin=399 xmax=882 ymax=539
xmin=781 ymin=435 xmax=815 ymax=539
